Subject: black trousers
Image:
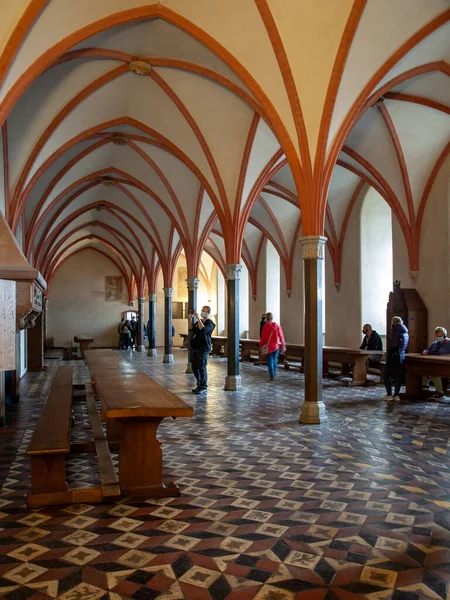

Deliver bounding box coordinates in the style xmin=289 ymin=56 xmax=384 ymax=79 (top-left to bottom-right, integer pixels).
xmin=192 ymin=349 xmax=209 ymax=389
xmin=383 ymin=359 xmax=403 ymax=396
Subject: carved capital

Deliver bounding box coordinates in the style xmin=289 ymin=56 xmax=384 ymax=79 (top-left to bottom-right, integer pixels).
xmin=163 ymin=287 xmax=173 ymax=298
xmin=300 ymin=236 xmax=327 ymax=260
xmin=225 ymin=264 xmax=242 ymax=281
xmin=137 ymin=296 xmax=145 ymax=303
xmin=16 ymin=312 xmax=28 ymax=331
xmin=186 ymin=277 xmax=200 ymax=291
xmin=148 ymin=293 xmax=157 ymax=302
xmin=409 ymin=270 xmax=419 ymax=284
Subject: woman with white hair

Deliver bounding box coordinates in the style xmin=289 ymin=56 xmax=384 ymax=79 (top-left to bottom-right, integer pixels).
xmin=384 ymin=316 xmax=409 ymax=403
xmin=422 ymin=326 xmax=450 ymax=398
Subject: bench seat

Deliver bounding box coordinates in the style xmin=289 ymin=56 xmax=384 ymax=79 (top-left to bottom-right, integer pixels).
xmin=27 ymin=366 xmax=73 ymax=506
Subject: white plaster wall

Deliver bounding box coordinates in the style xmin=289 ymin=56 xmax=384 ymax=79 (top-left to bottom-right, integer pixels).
xmin=47 ymin=250 xmax=130 ymax=347
xmin=217 ymin=269 xmax=226 ymax=336
xmin=0 ymin=128 xmax=4 ymax=217
xmin=360 ymin=187 xmax=392 ymax=338
xmin=416 ymin=157 xmax=450 ymax=342
xmin=239 ymin=262 xmax=250 ymax=338
xmin=249 ymin=242 xmax=267 ymax=339
xmin=280 ymin=242 xmax=304 ymax=344
xmin=325 ymin=201 xmax=361 ymax=348
xmin=392 ymin=217 xmax=412 ymax=291
xmin=266 ymin=241 xmax=280 ymax=323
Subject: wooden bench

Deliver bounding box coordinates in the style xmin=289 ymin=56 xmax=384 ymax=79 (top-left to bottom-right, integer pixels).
xmin=85 ymin=349 xmax=194 ymax=498
xmin=211 ymin=335 xmax=228 ymax=356
xmin=282 ymin=344 xmax=380 ymax=385
xmin=62 ymin=340 xmax=77 ymax=360
xmin=403 ymin=353 xmax=450 ymax=400
xmin=26 ymin=365 xmax=120 ymax=509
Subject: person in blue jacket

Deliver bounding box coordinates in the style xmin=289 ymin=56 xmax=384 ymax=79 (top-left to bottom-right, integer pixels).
xmin=384 ymin=316 xmax=409 ymax=403
xmin=422 ymin=326 xmax=450 ymax=398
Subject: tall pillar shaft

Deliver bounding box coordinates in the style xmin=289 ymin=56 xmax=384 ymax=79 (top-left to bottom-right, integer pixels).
xmin=163 ymin=287 xmax=174 ymax=364
xmin=224 ymin=264 xmax=242 ymax=391
xmin=136 ymin=297 xmax=146 ymax=352
xmin=186 ymin=278 xmax=199 ymax=374
xmin=147 ymin=293 xmax=157 ymax=357
xmin=299 ymin=236 xmax=327 ymax=424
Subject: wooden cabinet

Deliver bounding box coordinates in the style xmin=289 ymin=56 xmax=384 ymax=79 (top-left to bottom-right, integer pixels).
xmin=386 ymin=281 xmax=427 ymax=354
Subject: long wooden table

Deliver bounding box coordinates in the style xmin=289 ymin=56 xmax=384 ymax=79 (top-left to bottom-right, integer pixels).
xmin=179 ymin=333 xmax=379 ymax=385
xmin=282 ymin=344 xmax=383 ymax=385
xmin=85 ymin=350 xmax=194 ymax=497
xmin=404 ymin=353 xmax=450 ymax=399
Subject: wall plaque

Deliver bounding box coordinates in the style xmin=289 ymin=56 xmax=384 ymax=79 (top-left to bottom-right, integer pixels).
xmin=105 ymin=276 xmax=123 ymax=301
xmin=0 ymin=280 xmax=16 ymax=371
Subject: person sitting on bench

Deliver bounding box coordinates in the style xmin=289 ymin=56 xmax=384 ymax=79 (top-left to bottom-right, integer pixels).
xmin=422 ymin=326 xmax=450 ymax=399
xmin=360 ymin=323 xmax=383 ymax=369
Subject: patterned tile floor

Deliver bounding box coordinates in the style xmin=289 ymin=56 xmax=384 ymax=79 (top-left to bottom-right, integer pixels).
xmin=1 ymin=349 xmax=450 ymax=600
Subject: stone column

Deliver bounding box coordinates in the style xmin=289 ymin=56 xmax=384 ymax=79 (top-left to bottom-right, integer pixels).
xmin=299 ymin=236 xmax=327 ymax=424
xmin=224 ymin=264 xmax=242 ymax=391
xmin=185 ymin=277 xmax=199 ymax=374
xmin=147 ymin=293 xmax=157 ymax=356
xmin=136 ymin=297 xmax=146 ymax=352
xmin=163 ymin=287 xmax=174 ymax=363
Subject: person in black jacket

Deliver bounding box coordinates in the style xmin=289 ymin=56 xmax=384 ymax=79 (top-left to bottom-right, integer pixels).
xmin=188 ymin=305 xmax=216 ymax=395
xmin=384 ymin=316 xmax=409 ymax=403
xmin=360 ymin=323 xmax=383 ymax=369
xmin=360 ymin=324 xmax=383 ymax=351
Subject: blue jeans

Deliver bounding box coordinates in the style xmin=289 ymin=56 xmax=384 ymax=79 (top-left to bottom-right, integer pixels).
xmin=267 ymin=350 xmax=279 ymax=379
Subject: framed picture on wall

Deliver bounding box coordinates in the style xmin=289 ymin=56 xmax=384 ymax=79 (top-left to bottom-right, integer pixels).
xmin=172 ymin=301 xmax=183 ymax=320
xmin=184 ymin=302 xmax=188 ymax=318
xmin=105 ymin=276 xmax=123 ymax=301
xmin=177 ymin=266 xmax=187 ymax=298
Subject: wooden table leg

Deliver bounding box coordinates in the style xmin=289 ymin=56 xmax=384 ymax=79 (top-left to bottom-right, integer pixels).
xmin=405 ymin=371 xmax=422 ymax=400
xmin=118 ymin=417 xmax=180 ymax=498
xmin=350 ymin=357 xmax=367 ymax=385
xmin=79 ymin=341 xmax=90 ymax=359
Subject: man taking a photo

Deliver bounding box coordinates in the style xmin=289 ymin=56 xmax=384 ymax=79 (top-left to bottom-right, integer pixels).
xmin=188 ymin=305 xmax=216 ymax=395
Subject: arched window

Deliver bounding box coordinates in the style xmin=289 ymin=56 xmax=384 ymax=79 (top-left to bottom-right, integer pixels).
xmin=360 ymin=187 xmax=393 ymax=346
xmin=266 ymin=240 xmax=280 ymax=322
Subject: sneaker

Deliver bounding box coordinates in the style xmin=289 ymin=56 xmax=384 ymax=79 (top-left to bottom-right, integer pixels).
xmin=385 ymin=395 xmax=393 ymax=403
xmin=393 ymin=395 xmax=400 ymax=403
xmin=431 ymin=393 xmax=444 ymax=399
xmin=268 ymin=378 xmax=274 ymax=382
xmin=196 ymin=388 xmax=207 ymax=395
xmin=191 ymin=386 xmax=200 ymax=393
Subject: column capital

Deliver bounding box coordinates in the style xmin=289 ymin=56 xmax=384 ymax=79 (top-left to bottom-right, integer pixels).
xmin=137 ymin=296 xmax=145 ymax=303
xmin=300 ymin=236 xmax=327 ymax=260
xmin=148 ymin=292 xmax=157 ymax=301
xmin=225 ymin=264 xmax=242 ymax=280
xmin=163 ymin=287 xmax=173 ymax=297
xmin=186 ymin=277 xmax=200 ymax=291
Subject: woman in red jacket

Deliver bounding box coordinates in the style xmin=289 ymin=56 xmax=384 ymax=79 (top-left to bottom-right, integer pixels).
xmin=260 ymin=312 xmax=286 ymax=382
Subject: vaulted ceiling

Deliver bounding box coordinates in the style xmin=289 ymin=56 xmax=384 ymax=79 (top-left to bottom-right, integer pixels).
xmin=1 ymin=1 xmax=449 ymax=296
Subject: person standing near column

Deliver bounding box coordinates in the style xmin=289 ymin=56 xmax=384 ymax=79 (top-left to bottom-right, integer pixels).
xmin=260 ymin=312 xmax=286 ymax=382
xmin=188 ymin=306 xmax=215 ymax=394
